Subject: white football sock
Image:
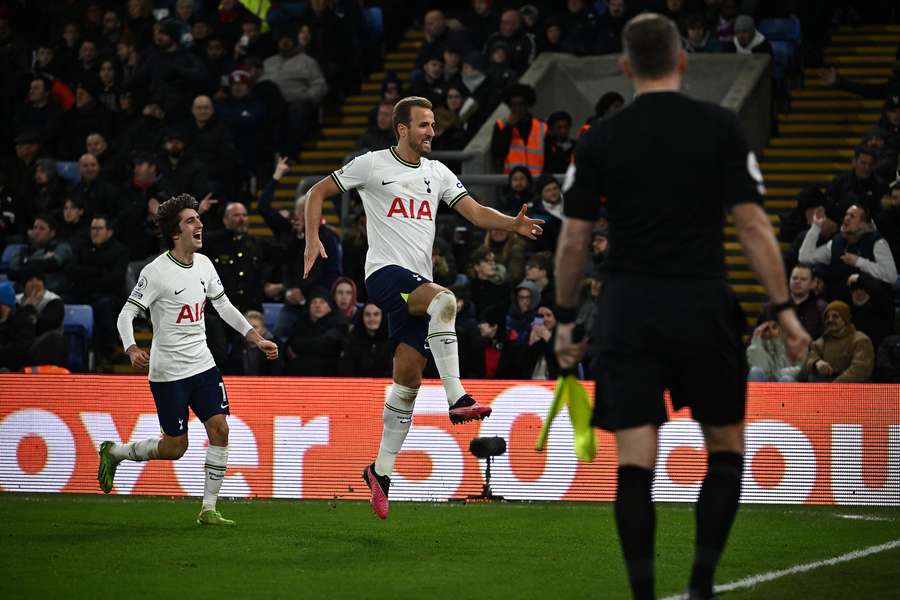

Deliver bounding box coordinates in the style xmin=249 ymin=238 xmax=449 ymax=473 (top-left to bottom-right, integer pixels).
xmin=425 ymin=291 xmax=466 ymax=405
xmin=374 ymin=384 xmax=418 ymax=477
xmin=202 ymin=445 xmax=229 ymax=512
xmin=110 ymin=438 xmax=159 ymax=462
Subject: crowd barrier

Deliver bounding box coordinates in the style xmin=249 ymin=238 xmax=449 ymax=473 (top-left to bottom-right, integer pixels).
xmin=0 ymin=376 xmax=897 ymax=505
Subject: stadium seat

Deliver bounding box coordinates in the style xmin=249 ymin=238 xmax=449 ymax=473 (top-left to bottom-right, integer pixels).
xmin=262 ymin=302 xmax=283 ymax=335
xmin=363 ymin=6 xmax=383 ymax=40
xmin=758 ymin=17 xmax=802 ymax=45
xmin=63 ymin=304 xmax=94 ymax=373
xmin=56 ymin=161 xmax=81 ymax=186
xmin=1 ymin=243 xmax=25 ymax=273
xmin=770 ymin=40 xmax=796 ymax=83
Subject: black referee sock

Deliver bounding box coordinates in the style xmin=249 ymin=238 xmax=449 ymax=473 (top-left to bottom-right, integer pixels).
xmin=689 ymin=451 xmax=744 ymax=598
xmin=614 ymin=465 xmax=656 ymax=600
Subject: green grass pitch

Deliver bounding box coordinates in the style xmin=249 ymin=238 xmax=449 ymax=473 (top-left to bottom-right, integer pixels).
xmin=1 ymin=495 xmax=898 ymax=599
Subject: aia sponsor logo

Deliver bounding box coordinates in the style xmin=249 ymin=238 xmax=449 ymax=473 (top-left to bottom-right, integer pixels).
xmin=175 ymin=302 xmax=206 ymax=324
xmin=387 ymin=197 xmax=433 ymax=221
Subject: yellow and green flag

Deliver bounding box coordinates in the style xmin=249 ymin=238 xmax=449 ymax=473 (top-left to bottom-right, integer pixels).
xmin=535 ymin=375 xmax=596 ymax=462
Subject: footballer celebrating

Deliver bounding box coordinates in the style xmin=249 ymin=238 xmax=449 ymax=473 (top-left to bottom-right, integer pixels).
xmin=98 ymin=194 xmax=279 ymax=526
xmin=302 ymin=96 xmax=545 ymax=519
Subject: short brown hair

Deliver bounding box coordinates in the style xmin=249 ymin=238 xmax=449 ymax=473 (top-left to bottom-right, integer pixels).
xmin=622 ymin=13 xmax=681 ymax=80
xmin=156 ymin=193 xmax=198 ymax=249
xmin=392 ymin=96 xmax=433 ymax=141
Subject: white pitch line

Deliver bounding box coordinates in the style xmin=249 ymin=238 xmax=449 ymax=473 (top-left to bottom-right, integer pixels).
xmin=660 ymin=538 xmax=900 ymax=600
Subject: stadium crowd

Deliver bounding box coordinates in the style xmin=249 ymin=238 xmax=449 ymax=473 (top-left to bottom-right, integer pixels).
xmin=1 ymin=0 xmax=899 ymax=383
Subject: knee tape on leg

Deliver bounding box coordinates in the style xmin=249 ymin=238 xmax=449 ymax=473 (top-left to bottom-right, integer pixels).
xmin=426 ymin=291 xmax=457 ymax=328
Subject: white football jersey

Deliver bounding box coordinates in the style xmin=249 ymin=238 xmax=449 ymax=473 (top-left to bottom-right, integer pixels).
xmin=331 ymin=147 xmax=468 ymax=279
xmin=126 ymin=251 xmax=225 ymax=382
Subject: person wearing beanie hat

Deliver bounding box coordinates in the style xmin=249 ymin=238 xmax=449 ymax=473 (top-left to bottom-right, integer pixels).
xmin=805 ymin=300 xmax=875 ymax=382
xmin=285 ymin=284 xmax=344 ymax=376
xmin=723 ymin=15 xmax=772 ymax=56
xmin=0 ymin=281 xmax=38 ymax=372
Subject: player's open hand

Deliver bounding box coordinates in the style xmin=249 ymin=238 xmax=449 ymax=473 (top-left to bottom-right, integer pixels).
xmin=554 ymin=323 xmax=588 ymax=370
xmin=126 ymin=345 xmax=150 ymax=369
xmin=512 ymin=204 xmax=545 ymax=240
xmin=257 ymin=339 xmax=279 ymax=360
xmin=303 ymin=238 xmax=327 ymax=279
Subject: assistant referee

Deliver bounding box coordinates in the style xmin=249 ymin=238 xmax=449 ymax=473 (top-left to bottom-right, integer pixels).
xmin=553 ymin=13 xmax=810 ymax=600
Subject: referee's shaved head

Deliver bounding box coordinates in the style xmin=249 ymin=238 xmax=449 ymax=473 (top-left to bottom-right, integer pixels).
xmin=622 ymin=13 xmax=681 ymax=80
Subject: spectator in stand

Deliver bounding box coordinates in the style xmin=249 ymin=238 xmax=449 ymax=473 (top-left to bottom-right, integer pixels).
xmin=58 ymin=197 xmax=90 ymax=250
xmin=157 ymin=130 xmax=210 ymax=201
xmin=780 ymin=185 xmax=828 ymax=244
xmin=432 ymin=238 xmax=458 ymax=288
xmin=876 ymin=181 xmax=900 ymax=272
xmin=14 ymin=76 xmax=63 ymax=141
xmin=185 ymin=95 xmax=240 ymax=199
xmin=461 ymin=0 xmax=498 ymax=54
xmin=8 ymin=132 xmax=47 ymax=236
xmin=468 ymin=247 xmax=511 ymax=319
xmin=410 ymin=53 xmax=447 ymax=106
xmin=784 ymin=199 xmax=842 ymax=276
xmin=799 ymin=204 xmax=898 ymax=304
xmin=65 ymin=214 xmax=129 ymax=363
xmin=431 ymin=107 xmax=468 ymax=172
xmin=861 ymin=132 xmax=898 ymax=183
xmin=819 ymin=60 xmax=900 ymax=101
xmin=59 ymin=22 xmax=83 ymax=74
xmin=96 ymin=57 xmax=125 ymax=115
xmin=338 ymin=303 xmax=392 ymax=377
xmin=595 ymin=0 xmax=629 ymax=54
xmin=555 ymin=0 xmax=601 ymax=56
xmin=58 ymin=79 xmax=112 ymax=161
xmin=507 ymin=279 xmax=541 ymax=340
xmin=500 ymin=166 xmax=535 ymax=215
xmin=484 ymin=9 xmax=535 ymax=76
xmin=531 ymin=174 xmax=564 ymax=254
xmin=484 ymin=39 xmax=516 ymax=93
xmin=0 ymin=281 xmax=37 ymax=372
xmin=723 ymin=16 xmax=773 ymax=56
xmin=518 ymin=4 xmax=541 ymax=35
xmin=876 ymin=334 xmax=900 ymax=383
xmin=827 ymin=146 xmax=888 ymax=217
xmin=491 ymin=84 xmax=546 ymax=176
xmin=224 ymin=309 xmax=284 ymax=376
xmin=117 ymin=98 xmax=167 ymax=157
xmin=579 ymin=91 xmax=626 ymax=135
xmin=201 ymin=36 xmax=234 ymax=91
xmin=576 ymin=275 xmax=603 ymax=338
xmin=33 ymin=40 xmax=76 ymax=85
xmin=460 ymin=51 xmax=499 ymax=133
xmin=543 ymin=111 xmax=575 ymax=174
xmin=213 ymin=0 xmax=252 ymax=48
xmin=216 ymin=69 xmax=268 ymax=180
xmin=85 ymin=132 xmax=126 ymax=185
xmin=340 ymin=210 xmax=368 ymax=299
xmin=525 ymin=250 xmax=555 ymax=308
xmin=416 ymin=10 xmax=468 ymax=69
xmin=16 ymin=269 xmax=64 ymax=340
xmin=746 ymin=316 xmax=801 ymax=382
xmin=470 ymin=303 xmax=526 ymax=379
xmin=848 ymin=273 xmax=895 ymax=352
xmin=256 ymin=158 xmax=342 ymax=338
xmin=714 ymin=0 xmax=739 ymax=44
xmin=660 ymin=0 xmax=690 ymax=33
xmin=191 ymin=15 xmax=215 ymax=54
xmin=286 ymin=287 xmax=344 ymax=376
xmin=238 ymin=55 xmax=285 ymax=162
xmin=75 ymin=38 xmax=100 ymax=82
xmin=233 ymin=16 xmax=275 ymax=62
xmin=260 ymin=28 xmax=327 ymax=156
xmin=483 ymin=226 xmax=528 ymax=285
xmin=127 ymin=18 xmax=209 ymax=120
xmin=33 ymin=159 xmax=66 ymax=217
xmin=357 ymin=101 xmax=395 ymax=152
xmin=115 ymin=34 xmax=141 ymax=88
xmin=524 ymin=304 xmax=561 ymax=380
xmin=124 ymin=0 xmax=155 ymax=50
xmin=101 ymin=9 xmax=125 ymax=51
xmin=806 ymin=301 xmax=875 ymax=383
xmin=538 ymin=16 xmax=569 ymax=55
xmin=591 ymin=225 xmax=610 ymax=272
xmin=8 ymin=214 xmax=74 ymax=295
xmin=72 ymin=153 xmax=122 ymax=219
xmin=759 ymin=264 xmax=827 ymax=341
xmin=872 ymin=96 xmax=900 ymax=166
xmin=443 ymin=45 xmax=463 ymax=85
xmin=331 ymin=276 xmax=362 ymax=324
xmin=115 ymin=177 xmax=164 ymax=271
xmin=682 ymin=15 xmax=721 ymax=53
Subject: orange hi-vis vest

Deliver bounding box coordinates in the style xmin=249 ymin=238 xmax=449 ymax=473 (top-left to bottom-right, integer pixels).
xmin=496 ymin=117 xmax=547 ymax=175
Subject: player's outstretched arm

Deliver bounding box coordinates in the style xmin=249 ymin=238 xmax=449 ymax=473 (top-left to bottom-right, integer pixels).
xmin=303 ymin=175 xmax=340 ymax=278
xmin=731 ymin=202 xmax=811 ymax=362
xmin=453 ymin=197 xmax=544 ymax=240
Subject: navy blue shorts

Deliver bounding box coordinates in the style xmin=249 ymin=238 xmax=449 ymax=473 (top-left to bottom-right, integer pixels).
xmin=365 ymin=265 xmax=431 ymax=357
xmin=149 ymin=367 xmax=229 ymax=437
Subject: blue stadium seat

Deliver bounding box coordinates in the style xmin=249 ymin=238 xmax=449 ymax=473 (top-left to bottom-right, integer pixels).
xmin=363 ymin=6 xmax=383 ymax=39
xmin=63 ymin=304 xmax=94 ymax=372
xmin=758 ymin=17 xmax=802 ymax=45
xmin=262 ymin=302 xmax=283 ymax=335
xmin=56 ymin=161 xmax=81 ymax=186
xmin=770 ymin=40 xmax=796 ymax=83
xmin=1 ymin=243 xmax=25 ymax=273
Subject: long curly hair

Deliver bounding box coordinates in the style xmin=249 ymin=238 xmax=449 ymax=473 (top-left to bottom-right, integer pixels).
xmin=156 ymin=193 xmax=199 ymax=249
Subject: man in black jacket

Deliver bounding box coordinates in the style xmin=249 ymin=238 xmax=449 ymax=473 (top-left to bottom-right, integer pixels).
xmin=0 ymin=281 xmax=36 ymax=371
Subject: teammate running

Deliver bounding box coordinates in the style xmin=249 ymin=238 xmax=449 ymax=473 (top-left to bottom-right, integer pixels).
xmin=303 ymin=96 xmax=544 ymax=519
xmin=98 ymin=194 xmax=279 ymax=526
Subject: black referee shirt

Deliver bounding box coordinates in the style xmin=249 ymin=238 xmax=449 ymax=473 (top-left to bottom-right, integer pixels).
xmin=564 ymin=91 xmax=764 ymax=279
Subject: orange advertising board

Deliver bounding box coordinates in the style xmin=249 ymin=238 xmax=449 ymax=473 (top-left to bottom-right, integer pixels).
xmin=0 ymin=376 xmax=897 ymax=505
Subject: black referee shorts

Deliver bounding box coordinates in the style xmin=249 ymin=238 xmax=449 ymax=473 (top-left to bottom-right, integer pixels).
xmin=590 ymin=276 xmax=748 ymax=432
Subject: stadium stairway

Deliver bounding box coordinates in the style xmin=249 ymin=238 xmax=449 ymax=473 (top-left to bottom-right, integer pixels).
xmin=246 ymin=29 xmax=423 ymax=238
xmin=728 ymin=23 xmax=900 ymax=328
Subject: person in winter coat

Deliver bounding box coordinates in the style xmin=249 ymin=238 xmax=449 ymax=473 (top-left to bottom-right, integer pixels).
xmin=722 ymin=15 xmax=772 ymax=56
xmin=286 ymin=287 xmax=344 ymax=376
xmin=806 ymin=301 xmax=875 ymax=383
xmin=338 ymin=303 xmax=392 ymax=378
xmin=746 ymin=318 xmax=801 ymax=382
xmin=506 ymin=279 xmax=540 ymax=341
